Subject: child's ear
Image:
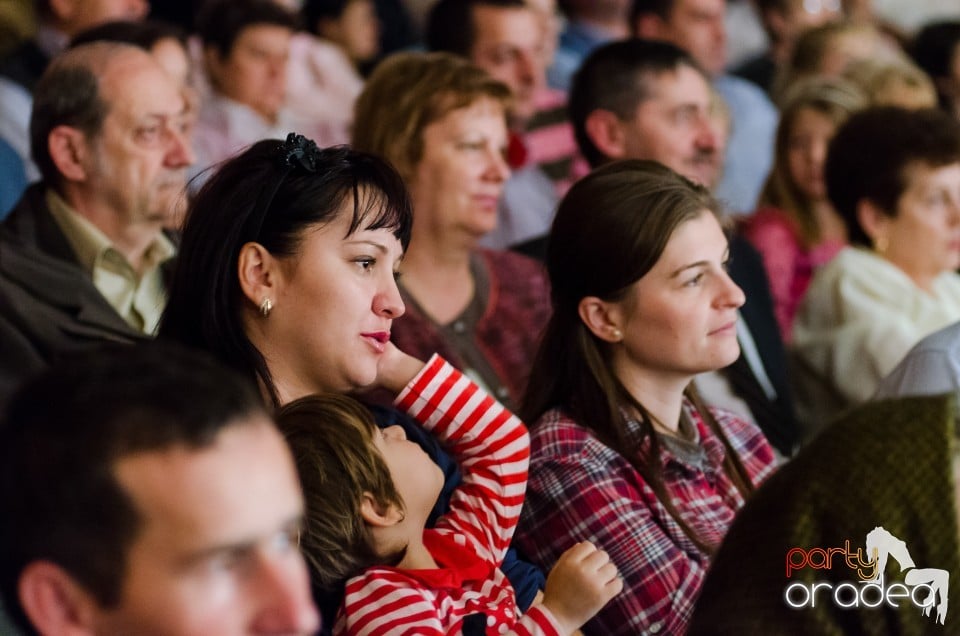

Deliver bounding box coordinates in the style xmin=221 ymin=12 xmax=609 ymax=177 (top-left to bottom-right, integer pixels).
xmin=360 ymin=493 xmax=404 ymax=527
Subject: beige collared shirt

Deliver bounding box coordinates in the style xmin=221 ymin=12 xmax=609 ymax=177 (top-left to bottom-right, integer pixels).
xmin=46 ymin=190 xmax=175 ymax=335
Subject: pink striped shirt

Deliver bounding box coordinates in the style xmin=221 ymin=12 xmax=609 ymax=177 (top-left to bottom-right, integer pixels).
xmin=335 ymin=355 xmax=562 ymax=636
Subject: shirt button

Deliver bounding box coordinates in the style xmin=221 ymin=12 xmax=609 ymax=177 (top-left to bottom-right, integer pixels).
xmin=453 ymin=320 xmax=466 ymax=334
xmin=649 ymin=621 xmax=662 ymax=633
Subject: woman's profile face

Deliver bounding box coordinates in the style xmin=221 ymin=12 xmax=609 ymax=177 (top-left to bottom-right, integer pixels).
xmin=265 ymin=195 xmax=405 ymax=394
xmin=409 ymin=96 xmax=510 ymax=241
xmin=878 ymin=161 xmax=960 ymax=286
xmin=607 ymin=211 xmax=745 ymax=384
xmin=786 ymin=106 xmax=835 ymax=202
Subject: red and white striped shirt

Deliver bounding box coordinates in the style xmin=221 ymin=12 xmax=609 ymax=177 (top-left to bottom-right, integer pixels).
xmin=335 ymin=355 xmax=562 ymax=636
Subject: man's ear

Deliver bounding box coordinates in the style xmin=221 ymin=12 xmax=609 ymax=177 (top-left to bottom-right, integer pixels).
xmin=634 ymin=13 xmax=668 ymax=40
xmin=577 ymin=296 xmax=624 ymax=344
xmin=48 ymin=126 xmax=90 ymax=183
xmin=18 ymin=561 xmax=99 ymax=636
xmin=584 ymin=109 xmax=628 ymax=161
xmin=359 ymin=493 xmax=404 ymax=528
xmin=237 ymin=242 xmax=281 ymax=311
xmin=855 ymin=198 xmax=891 ymax=248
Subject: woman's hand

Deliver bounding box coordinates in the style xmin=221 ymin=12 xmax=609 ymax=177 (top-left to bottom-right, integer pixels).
xmin=375 ymin=342 xmax=426 ymax=394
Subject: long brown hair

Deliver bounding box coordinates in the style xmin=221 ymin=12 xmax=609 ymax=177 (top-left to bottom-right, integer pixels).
xmin=522 ymin=160 xmax=755 ymax=553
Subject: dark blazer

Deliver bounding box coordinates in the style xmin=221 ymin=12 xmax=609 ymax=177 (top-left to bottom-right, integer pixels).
xmin=0 ymin=184 xmax=174 ymax=405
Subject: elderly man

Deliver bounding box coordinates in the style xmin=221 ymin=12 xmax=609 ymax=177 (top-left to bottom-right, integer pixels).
xmin=633 ymin=0 xmax=778 ymax=214
xmin=0 ymin=343 xmax=321 ymax=635
xmin=427 ymin=0 xmax=586 ymax=250
xmin=558 ymin=38 xmax=799 ymax=456
xmin=0 ymin=42 xmax=193 ymax=404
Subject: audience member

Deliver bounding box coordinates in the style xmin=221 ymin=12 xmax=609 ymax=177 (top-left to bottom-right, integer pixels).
xmin=427 ymin=0 xmax=586 ymax=250
xmin=285 ymin=0 xmax=367 ymax=145
xmin=0 ymin=0 xmax=148 ymax=179
xmin=565 ymin=38 xmax=799 ymax=456
xmin=353 ymin=52 xmax=551 ymax=410
xmin=875 ymin=320 xmax=960 ymax=399
xmin=515 ymin=160 xmax=777 ymax=634
xmin=0 ymin=137 xmax=26 ymax=220
xmin=0 ymin=43 xmax=193 ymax=405
xmin=633 ymin=0 xmax=779 ymax=214
xmin=910 ymin=20 xmax=960 ymax=119
xmin=305 ymin=0 xmax=380 ymax=68
xmin=793 ymin=106 xmax=960 ymax=432
xmin=192 ymin=0 xmax=300 ymax=184
xmin=0 ymin=343 xmax=320 ymax=635
xmin=549 ymin=0 xmax=632 ymax=90
xmin=158 ymin=136 xmax=546 ymax=630
xmin=743 ymin=77 xmax=867 ymax=341
xmin=733 ymin=0 xmax=841 ymax=95
xmin=842 ymin=56 xmax=938 ymax=108
xmin=278 ymin=374 xmax=619 ymax=633
xmin=688 ymin=392 xmax=960 ymax=634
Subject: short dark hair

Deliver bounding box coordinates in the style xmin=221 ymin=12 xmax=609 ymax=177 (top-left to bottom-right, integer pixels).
xmin=570 ymin=38 xmax=704 ymax=167
xmin=69 ymin=18 xmax=188 ymax=51
xmin=630 ymin=0 xmax=676 ymax=24
xmin=302 ymin=0 xmax=351 ymax=34
xmin=910 ymin=21 xmax=960 ymax=112
xmin=29 ymin=44 xmax=119 ymax=189
xmin=0 ymin=343 xmax=267 ymax=634
xmin=426 ymin=0 xmax=526 ymax=57
xmin=825 ymin=106 xmax=960 ymax=247
xmin=196 ymin=0 xmax=299 ymax=58
xmin=159 ymin=139 xmax=413 ymax=407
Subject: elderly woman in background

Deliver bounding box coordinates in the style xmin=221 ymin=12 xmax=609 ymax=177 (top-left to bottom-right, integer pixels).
xmin=352 ymin=52 xmax=551 ymax=410
xmin=743 ymin=77 xmax=867 ymax=341
xmin=515 ymin=160 xmax=777 ymax=635
xmin=793 ymin=106 xmax=960 ymax=432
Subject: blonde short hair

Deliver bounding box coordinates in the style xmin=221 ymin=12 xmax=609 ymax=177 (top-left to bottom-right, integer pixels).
xmin=352 ymin=51 xmax=511 ymax=180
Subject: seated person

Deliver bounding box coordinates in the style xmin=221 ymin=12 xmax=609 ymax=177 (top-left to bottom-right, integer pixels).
xmin=0 ymin=343 xmax=319 ymax=635
xmin=515 ymin=160 xmax=778 ymax=635
xmin=743 ymin=77 xmax=867 ymax=342
xmin=792 ymin=106 xmax=960 ymax=432
xmin=191 ymin=0 xmax=300 ymax=184
xmin=352 ymin=52 xmax=551 ymax=410
xmin=688 ymin=392 xmax=960 ymax=634
xmin=911 ymin=20 xmax=960 ymax=120
xmin=278 ymin=356 xmax=621 ymax=634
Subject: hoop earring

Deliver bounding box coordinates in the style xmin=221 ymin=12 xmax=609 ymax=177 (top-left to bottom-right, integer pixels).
xmin=259 ymin=298 xmax=273 ymax=317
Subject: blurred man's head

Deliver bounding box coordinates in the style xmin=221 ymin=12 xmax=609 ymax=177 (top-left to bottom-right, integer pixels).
xmin=571 ymin=38 xmax=722 ymax=186
xmin=30 ymin=43 xmax=195 ymax=233
xmin=35 ymin=0 xmax=149 ymax=38
xmin=0 ymin=343 xmax=320 ymax=636
xmin=632 ymin=0 xmax=728 ymax=76
xmin=198 ymin=0 xmax=298 ymax=123
xmin=428 ymin=0 xmax=547 ymax=126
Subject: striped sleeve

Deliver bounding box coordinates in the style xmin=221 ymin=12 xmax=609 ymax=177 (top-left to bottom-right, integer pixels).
xmin=395 ymin=354 xmax=531 ymax=566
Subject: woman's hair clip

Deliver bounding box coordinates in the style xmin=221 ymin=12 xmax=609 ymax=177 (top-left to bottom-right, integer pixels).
xmin=281 ymin=132 xmax=321 ymax=172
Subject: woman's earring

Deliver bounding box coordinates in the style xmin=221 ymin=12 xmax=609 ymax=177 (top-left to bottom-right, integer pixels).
xmin=874 ymin=235 xmax=889 ymax=254
xmin=611 ymin=328 xmax=623 ymax=341
xmin=259 ymin=298 xmax=273 ymax=317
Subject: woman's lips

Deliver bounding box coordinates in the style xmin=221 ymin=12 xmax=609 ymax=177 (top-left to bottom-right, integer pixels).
xmin=361 ymin=331 xmax=390 ymax=353
xmin=709 ymin=320 xmax=738 ymax=336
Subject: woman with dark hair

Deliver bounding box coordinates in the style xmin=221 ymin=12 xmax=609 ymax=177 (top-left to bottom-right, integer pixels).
xmin=159 ymin=134 xmax=544 ymax=630
xmin=515 ymin=160 xmax=778 ymax=635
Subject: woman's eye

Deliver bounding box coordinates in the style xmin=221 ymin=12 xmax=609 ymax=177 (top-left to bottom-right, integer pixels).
xmin=355 ymin=257 xmax=375 ymax=271
xmin=684 ymin=273 xmax=705 ymax=287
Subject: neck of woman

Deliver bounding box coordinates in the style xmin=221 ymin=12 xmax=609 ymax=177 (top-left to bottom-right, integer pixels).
xmin=400 ymin=233 xmax=477 ymax=325
xmin=810 ymin=199 xmax=847 ymax=245
xmin=614 ymin=363 xmax=689 ymax=435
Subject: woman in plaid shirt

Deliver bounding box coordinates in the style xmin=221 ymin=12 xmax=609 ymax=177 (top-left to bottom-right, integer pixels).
xmin=515 ymin=160 xmax=778 ymax=635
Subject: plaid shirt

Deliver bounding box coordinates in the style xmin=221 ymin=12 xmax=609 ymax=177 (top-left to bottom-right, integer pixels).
xmin=515 ymin=400 xmax=777 ymax=635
